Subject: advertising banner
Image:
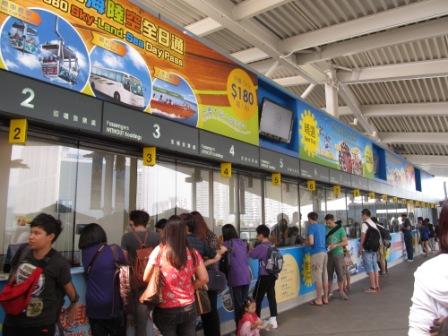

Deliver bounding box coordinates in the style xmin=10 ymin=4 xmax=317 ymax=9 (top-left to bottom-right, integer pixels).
xmin=298 ymin=102 xmax=374 ymax=179
xmin=385 ymin=152 xmax=416 ymax=191
xmin=0 ymin=0 xmax=259 ymax=145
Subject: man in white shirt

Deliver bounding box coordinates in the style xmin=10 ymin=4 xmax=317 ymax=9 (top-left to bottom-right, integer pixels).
xmin=359 ymin=209 xmax=381 ymax=293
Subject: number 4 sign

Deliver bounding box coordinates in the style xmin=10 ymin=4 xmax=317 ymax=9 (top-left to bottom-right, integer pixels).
xmin=221 ymin=162 xmax=232 ymax=178
xmin=9 ymin=118 xmax=28 ymax=144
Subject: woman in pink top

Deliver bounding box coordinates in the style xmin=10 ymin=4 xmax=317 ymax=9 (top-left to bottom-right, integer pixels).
xmin=143 ymin=217 xmax=208 ymax=336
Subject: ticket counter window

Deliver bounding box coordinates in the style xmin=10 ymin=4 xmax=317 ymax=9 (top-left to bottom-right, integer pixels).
xmin=213 ymin=172 xmax=237 ymax=235
xmin=137 ymin=160 xmax=176 ymax=224
xmin=239 ymin=175 xmax=262 ymax=241
xmin=75 ymin=148 xmax=131 ymax=248
xmin=387 ymin=201 xmax=401 ymax=233
xmin=347 ymin=194 xmax=363 ymax=238
xmin=299 ymin=185 xmax=326 ymax=237
xmin=264 ymin=180 xmax=300 ymax=246
xmin=326 ymin=189 xmax=348 ymax=228
xmin=375 ymin=198 xmax=389 ymax=230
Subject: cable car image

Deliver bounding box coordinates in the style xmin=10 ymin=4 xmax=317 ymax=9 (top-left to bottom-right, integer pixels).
xmin=8 ymin=21 xmax=39 ymax=54
xmin=40 ymin=17 xmax=79 ymax=84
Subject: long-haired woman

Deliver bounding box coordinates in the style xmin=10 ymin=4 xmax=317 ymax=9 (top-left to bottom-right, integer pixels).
xmin=143 ymin=217 xmax=208 ymax=336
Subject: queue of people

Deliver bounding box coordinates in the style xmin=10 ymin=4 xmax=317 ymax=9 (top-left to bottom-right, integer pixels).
xmin=0 ymin=206 xmax=442 ymax=336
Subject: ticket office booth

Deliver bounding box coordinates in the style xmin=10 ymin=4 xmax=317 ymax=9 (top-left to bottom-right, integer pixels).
xmin=0 ymin=124 xmax=429 ymax=268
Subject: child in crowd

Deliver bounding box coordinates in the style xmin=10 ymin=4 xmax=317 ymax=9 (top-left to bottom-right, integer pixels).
xmin=343 ymin=246 xmax=353 ymax=293
xmin=237 ymin=298 xmax=263 ymax=336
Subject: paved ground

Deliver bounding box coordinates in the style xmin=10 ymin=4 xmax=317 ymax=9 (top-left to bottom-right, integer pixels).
xmin=262 ymin=257 xmax=427 ymax=336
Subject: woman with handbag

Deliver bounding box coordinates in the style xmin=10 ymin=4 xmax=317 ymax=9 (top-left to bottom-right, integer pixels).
xmin=221 ymin=224 xmax=251 ymax=328
xmin=188 ymin=212 xmax=226 ymax=336
xmin=79 ymin=223 xmax=127 ymax=336
xmin=141 ymin=217 xmax=208 ymax=336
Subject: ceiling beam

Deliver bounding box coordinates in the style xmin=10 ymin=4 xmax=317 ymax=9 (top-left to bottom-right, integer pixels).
xmin=338 ymin=102 xmax=448 ymax=118
xmin=279 ymin=0 xmax=448 ymax=54
xmin=232 ymin=47 xmax=270 ymax=64
xmin=180 ymin=0 xmax=324 ymax=84
xmin=338 ymin=84 xmax=378 ymax=136
xmin=296 ymin=17 xmax=448 ymax=65
xmin=184 ymin=17 xmax=222 ymax=36
xmin=183 ymin=0 xmax=292 ymax=36
xmin=381 ymin=132 xmax=448 ymax=145
xmin=232 ymin=0 xmax=293 ymax=21
xmin=405 ymin=155 xmax=448 ymax=166
xmin=338 ymin=59 xmax=448 ymax=83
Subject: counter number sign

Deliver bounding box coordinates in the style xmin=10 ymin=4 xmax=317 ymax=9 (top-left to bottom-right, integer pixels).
xmin=143 ymin=147 xmax=156 ymax=166
xmin=307 ymin=180 xmax=316 ymax=191
xmin=221 ymin=162 xmax=232 ymax=178
xmin=272 ymin=173 xmax=281 ymax=186
xmin=353 ymin=189 xmax=361 ymax=197
xmin=368 ymin=192 xmax=376 ymax=200
xmin=333 ymin=185 xmax=341 ymax=197
xmin=9 ymin=119 xmax=28 ymax=144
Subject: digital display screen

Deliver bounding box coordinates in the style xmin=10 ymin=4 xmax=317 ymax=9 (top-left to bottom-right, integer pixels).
xmin=259 ymin=99 xmax=294 ymax=143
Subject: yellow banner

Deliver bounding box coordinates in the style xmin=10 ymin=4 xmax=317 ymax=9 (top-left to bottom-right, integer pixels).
xmin=91 ymin=32 xmax=126 ymax=56
xmin=0 ymin=0 xmax=41 ymax=25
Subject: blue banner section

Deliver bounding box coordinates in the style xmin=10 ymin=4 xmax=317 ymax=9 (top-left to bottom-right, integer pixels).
xmin=258 ymin=78 xmax=299 ymax=157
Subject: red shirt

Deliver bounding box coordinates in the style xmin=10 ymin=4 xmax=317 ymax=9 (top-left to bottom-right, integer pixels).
xmin=148 ymin=245 xmax=202 ymax=308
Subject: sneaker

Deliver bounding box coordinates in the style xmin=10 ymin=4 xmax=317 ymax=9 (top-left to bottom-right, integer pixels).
xmin=269 ymin=316 xmax=278 ymax=329
xmin=407 ymin=259 xmax=414 ymax=263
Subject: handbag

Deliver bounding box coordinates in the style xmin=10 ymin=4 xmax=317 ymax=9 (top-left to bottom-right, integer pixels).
xmin=207 ymin=265 xmax=227 ymax=293
xmin=194 ymin=286 xmax=211 ymax=315
xmin=139 ymin=248 xmax=163 ymax=309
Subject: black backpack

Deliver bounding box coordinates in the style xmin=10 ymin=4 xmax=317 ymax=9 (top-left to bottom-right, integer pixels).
xmin=363 ymin=223 xmax=381 ymax=252
xmin=263 ymin=245 xmax=283 ymax=277
xmin=377 ymin=224 xmax=391 ymax=248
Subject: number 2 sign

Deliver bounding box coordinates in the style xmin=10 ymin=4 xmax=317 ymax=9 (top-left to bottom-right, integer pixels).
xmin=9 ymin=119 xmax=28 ymax=144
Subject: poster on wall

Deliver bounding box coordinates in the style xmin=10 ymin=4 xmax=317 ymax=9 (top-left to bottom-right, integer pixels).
xmin=298 ymin=102 xmax=374 ymax=178
xmin=385 ymin=152 xmax=416 ymax=191
xmin=0 ymin=0 xmax=259 ymax=145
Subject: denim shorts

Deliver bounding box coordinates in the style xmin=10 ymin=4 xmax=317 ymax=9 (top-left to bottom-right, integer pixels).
xmin=363 ymin=251 xmax=379 ymax=273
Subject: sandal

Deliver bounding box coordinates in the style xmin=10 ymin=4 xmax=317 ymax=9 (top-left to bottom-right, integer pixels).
xmin=364 ymin=287 xmax=378 ymax=293
xmin=309 ymin=300 xmax=323 ymax=307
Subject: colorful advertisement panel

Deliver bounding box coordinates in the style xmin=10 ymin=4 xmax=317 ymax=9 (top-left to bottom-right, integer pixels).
xmin=386 ymin=152 xmax=416 ymax=191
xmin=298 ymin=102 xmax=374 ymax=178
xmin=0 ymin=0 xmax=259 ymax=145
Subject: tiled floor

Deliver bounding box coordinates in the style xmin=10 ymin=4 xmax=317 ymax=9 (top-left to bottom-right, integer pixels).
xmin=261 ymin=257 xmax=427 ymax=336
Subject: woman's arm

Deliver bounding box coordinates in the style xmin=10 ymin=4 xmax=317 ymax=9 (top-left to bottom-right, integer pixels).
xmin=193 ymin=260 xmax=209 ymax=289
xmin=143 ymin=246 xmax=160 ymax=283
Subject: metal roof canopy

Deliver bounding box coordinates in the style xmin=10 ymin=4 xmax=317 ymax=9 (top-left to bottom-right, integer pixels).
xmin=134 ymin=0 xmax=448 ymax=177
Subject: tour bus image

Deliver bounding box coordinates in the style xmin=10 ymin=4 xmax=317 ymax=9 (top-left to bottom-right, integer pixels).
xmin=90 ymin=65 xmax=145 ymax=109
xmin=40 ymin=17 xmax=79 ymax=84
xmin=8 ymin=20 xmax=39 ymax=54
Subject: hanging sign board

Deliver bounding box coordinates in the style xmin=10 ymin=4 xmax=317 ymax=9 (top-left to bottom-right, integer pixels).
xmin=220 ymin=162 xmax=232 ymax=178
xmin=9 ymin=118 xmax=27 ymax=144
xmin=272 ymin=173 xmax=281 ymax=186
xmin=143 ymin=146 xmax=156 ymax=166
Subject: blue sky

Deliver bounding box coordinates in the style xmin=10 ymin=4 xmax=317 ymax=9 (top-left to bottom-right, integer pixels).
xmin=0 ymin=9 xmax=89 ymax=91
xmin=90 ymin=42 xmax=152 ymax=108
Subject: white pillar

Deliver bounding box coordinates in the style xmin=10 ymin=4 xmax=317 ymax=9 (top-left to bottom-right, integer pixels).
xmin=325 ymin=69 xmax=339 ymax=118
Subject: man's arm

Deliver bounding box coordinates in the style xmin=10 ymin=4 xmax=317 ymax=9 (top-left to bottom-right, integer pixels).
xmin=64 ymin=282 xmax=78 ymax=304
xmin=307 ymin=234 xmax=314 ymax=247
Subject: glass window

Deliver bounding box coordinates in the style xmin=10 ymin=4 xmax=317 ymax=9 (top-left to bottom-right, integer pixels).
xmin=213 ymin=172 xmax=237 ymax=234
xmin=264 ymin=179 xmax=282 ymax=228
xmin=326 ymin=188 xmax=348 ymax=227
xmin=136 ymin=160 xmax=176 ymax=225
xmin=299 ymin=185 xmax=313 ymax=237
xmin=74 ymin=149 xmax=131 ymax=248
xmin=347 ymin=193 xmax=363 ymax=238
xmin=1 ymin=138 xmax=77 ymax=261
xmin=239 ymin=175 xmax=262 ymax=240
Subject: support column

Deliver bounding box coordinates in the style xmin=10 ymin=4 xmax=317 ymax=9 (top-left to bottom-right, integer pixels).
xmin=325 ymin=69 xmax=339 ymax=118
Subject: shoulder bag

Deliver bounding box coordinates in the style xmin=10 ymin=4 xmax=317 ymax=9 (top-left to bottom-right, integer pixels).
xmin=139 ymin=247 xmax=163 ymax=309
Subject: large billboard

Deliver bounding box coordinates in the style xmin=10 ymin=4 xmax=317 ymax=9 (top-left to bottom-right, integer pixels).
xmin=386 ymin=152 xmax=416 ymax=191
xmin=298 ymin=102 xmax=374 ymax=179
xmin=0 ymin=0 xmax=259 ymax=145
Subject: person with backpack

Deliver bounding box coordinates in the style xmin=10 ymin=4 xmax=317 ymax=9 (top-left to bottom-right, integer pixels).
xmin=249 ymin=225 xmax=280 ymax=329
xmin=221 ymin=224 xmax=251 ymax=328
xmin=359 ymin=209 xmax=381 ymax=293
xmin=372 ymin=217 xmax=391 ymax=276
xmin=79 ymin=224 xmax=127 ymax=336
xmin=1 ymin=213 xmax=79 ymax=336
xmin=121 ymin=210 xmax=160 ymax=336
xmin=324 ymin=214 xmax=348 ymax=300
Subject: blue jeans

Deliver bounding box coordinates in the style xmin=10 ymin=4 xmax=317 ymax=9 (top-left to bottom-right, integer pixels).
xmin=363 ymin=251 xmax=378 ymax=273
